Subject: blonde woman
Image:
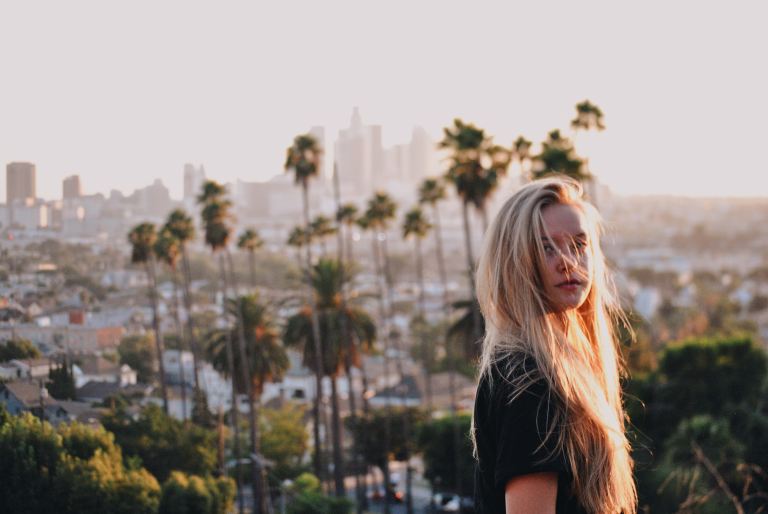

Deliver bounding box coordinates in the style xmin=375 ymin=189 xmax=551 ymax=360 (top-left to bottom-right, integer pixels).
xmin=472 ymin=177 xmax=636 ymax=514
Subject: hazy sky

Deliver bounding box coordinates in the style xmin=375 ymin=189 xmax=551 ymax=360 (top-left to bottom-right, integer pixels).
xmin=1 ymin=1 xmax=766 ymax=200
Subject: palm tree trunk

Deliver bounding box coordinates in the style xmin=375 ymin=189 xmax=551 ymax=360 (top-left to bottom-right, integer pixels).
xmin=329 ymin=374 xmax=345 ymax=496
xmin=180 ymin=246 xmax=203 ymax=405
xmin=380 ymin=235 xmax=414 ymax=514
xmin=248 ymin=249 xmax=257 ymax=291
xmin=461 ymin=202 xmax=482 ymax=343
xmin=217 ymin=254 xmax=245 ymax=514
xmin=225 ymin=251 xmax=269 ymax=514
xmin=414 ymin=236 xmax=432 ymax=412
xmin=431 ymin=203 xmax=458 ymax=420
xmin=145 ymin=258 xmax=168 ymax=414
xmin=302 ymin=182 xmax=327 ymax=485
xmin=371 ymin=231 xmax=392 ymax=514
xmin=170 ymin=267 xmax=188 ymax=422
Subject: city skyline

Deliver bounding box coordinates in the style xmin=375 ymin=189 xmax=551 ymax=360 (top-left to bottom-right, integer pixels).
xmin=1 ymin=1 xmax=766 ymax=200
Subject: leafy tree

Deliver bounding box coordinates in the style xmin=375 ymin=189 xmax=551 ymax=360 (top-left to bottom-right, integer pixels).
xmin=346 ymin=407 xmax=427 ymax=475
xmin=47 ymin=359 xmax=76 ymax=400
xmin=285 ymin=472 xmax=352 ymax=514
xmin=159 ymin=471 xmax=235 ymax=514
xmin=0 ymin=411 xmax=160 ymax=514
xmin=260 ymin=404 xmax=309 ymax=483
xmin=102 ymin=404 xmax=218 ymax=483
xmin=118 ymin=334 xmax=156 ymax=383
xmin=0 ymin=338 xmax=41 ymax=362
xmin=416 ymin=414 xmax=474 ymax=493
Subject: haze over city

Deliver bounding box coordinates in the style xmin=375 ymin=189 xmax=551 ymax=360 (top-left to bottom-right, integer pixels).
xmin=1 ymin=1 xmax=767 ymax=200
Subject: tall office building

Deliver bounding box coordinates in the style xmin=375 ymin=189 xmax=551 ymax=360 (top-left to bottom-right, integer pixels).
xmin=335 ymin=107 xmax=383 ymax=194
xmin=183 ymin=163 xmax=206 ymax=203
xmin=6 ymin=162 xmax=36 ymax=204
xmin=62 ymin=175 xmax=82 ymax=199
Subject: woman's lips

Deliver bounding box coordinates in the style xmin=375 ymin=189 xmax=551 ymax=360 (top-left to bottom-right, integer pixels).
xmin=556 ymin=279 xmax=582 ymax=290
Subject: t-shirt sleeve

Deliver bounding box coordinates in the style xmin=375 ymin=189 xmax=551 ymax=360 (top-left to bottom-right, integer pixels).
xmin=492 ymin=377 xmax=568 ymax=489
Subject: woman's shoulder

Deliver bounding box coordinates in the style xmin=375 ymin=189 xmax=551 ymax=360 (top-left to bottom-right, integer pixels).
xmin=478 ymin=352 xmax=548 ymax=405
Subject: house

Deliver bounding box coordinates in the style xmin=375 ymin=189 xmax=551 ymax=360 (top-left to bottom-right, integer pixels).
xmin=0 ymin=381 xmax=69 ymax=425
xmin=7 ymin=357 xmax=53 ymax=380
xmin=72 ymin=355 xmax=137 ymax=388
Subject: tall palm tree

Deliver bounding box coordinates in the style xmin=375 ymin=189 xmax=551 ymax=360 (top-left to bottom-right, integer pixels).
xmin=284 ymin=259 xmax=376 ymax=498
xmin=336 ymin=202 xmax=359 ymax=268
xmin=310 ymin=215 xmax=337 ymax=257
xmin=287 ymin=225 xmax=309 ymax=273
xmin=154 ymin=226 xmax=188 ymax=421
xmin=402 ymin=206 xmax=433 ymax=410
xmin=198 ymin=181 xmax=265 ymax=514
xmin=207 ymin=294 xmax=290 ymax=511
xmin=571 ymin=100 xmax=605 ymax=203
xmin=531 ymin=129 xmax=589 ymax=182
xmin=571 ymin=100 xmax=606 ymax=132
xmin=511 ymin=136 xmax=533 ymax=182
xmin=284 ymin=133 xmax=327 ymax=483
xmin=440 ymin=119 xmax=507 ymax=347
xmin=366 ymin=191 xmax=417 ymax=514
xmin=416 ymin=178 xmax=456 ymax=415
xmin=128 ymin=222 xmax=168 ymax=414
xmin=439 ymin=118 xmax=512 ymax=232
xmin=164 ymin=209 xmax=204 ymax=415
xmin=237 ymin=228 xmax=263 ymax=290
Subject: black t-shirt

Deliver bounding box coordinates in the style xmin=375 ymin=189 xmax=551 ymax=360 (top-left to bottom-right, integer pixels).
xmin=473 ymin=358 xmax=587 ymax=514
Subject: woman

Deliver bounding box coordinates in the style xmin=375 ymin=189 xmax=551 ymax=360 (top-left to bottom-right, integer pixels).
xmin=471 ymin=177 xmax=636 ymax=513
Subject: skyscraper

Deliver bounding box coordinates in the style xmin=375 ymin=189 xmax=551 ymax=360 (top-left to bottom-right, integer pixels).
xmin=335 ymin=107 xmax=383 ymax=194
xmin=6 ymin=162 xmax=36 ymax=204
xmin=62 ymin=175 xmax=82 ymax=199
xmin=183 ymin=163 xmax=206 ymax=203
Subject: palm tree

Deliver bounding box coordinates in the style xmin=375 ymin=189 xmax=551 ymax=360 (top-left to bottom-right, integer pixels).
xmin=336 ymin=203 xmax=359 ymax=267
xmin=531 ymin=129 xmax=589 ymax=182
xmin=310 ymin=215 xmax=337 ymax=257
xmin=154 ymin=226 xmax=189 ymax=421
xmin=365 ymin=191 xmax=418 ymax=514
xmin=207 ymin=294 xmax=290 ymax=511
xmin=284 ymin=132 xmax=327 ymax=484
xmin=440 ymin=119 xmax=506 ymax=347
xmin=198 ymin=180 xmax=266 ymax=514
xmin=402 ymin=206 xmax=433 ymax=410
xmin=287 ymin=225 xmax=309 ymax=273
xmin=439 ymin=118 xmax=512 ymax=232
xmin=511 ymin=136 xmax=533 ymax=182
xmin=571 ymin=100 xmax=606 ymax=132
xmin=164 ymin=209 xmax=204 ymax=416
xmin=284 ymin=259 xmax=376 ymax=498
xmin=571 ymin=100 xmax=605 ymax=203
xmin=128 ymin=223 xmax=169 ymax=415
xmin=237 ymin=228 xmax=263 ymax=290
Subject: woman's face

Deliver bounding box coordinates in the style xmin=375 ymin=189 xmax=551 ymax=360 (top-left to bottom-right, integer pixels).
xmin=538 ymin=202 xmax=594 ymax=312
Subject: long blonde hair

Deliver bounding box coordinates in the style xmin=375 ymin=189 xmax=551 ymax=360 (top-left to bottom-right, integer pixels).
xmin=473 ymin=177 xmax=636 ymax=513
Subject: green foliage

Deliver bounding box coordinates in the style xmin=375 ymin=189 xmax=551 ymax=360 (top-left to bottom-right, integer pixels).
xmin=286 ymin=491 xmax=352 ymax=514
xmin=0 ymin=338 xmax=41 ymax=362
xmin=260 ymin=404 xmax=309 ymax=482
xmin=531 ymin=130 xmax=588 ymax=181
xmin=416 ymin=414 xmax=474 ymax=493
xmin=103 ymin=404 xmax=218 ymax=482
xmin=118 ymin=334 xmax=156 ymax=383
xmin=658 ymin=335 xmax=766 ymax=426
xmin=158 ymin=471 xmax=235 ymax=514
xmin=286 ymin=475 xmax=351 ymax=514
xmin=47 ymin=360 xmax=76 ymax=400
xmin=346 ymin=407 xmax=427 ymax=471
xmin=0 ymin=413 xmax=160 ymax=514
